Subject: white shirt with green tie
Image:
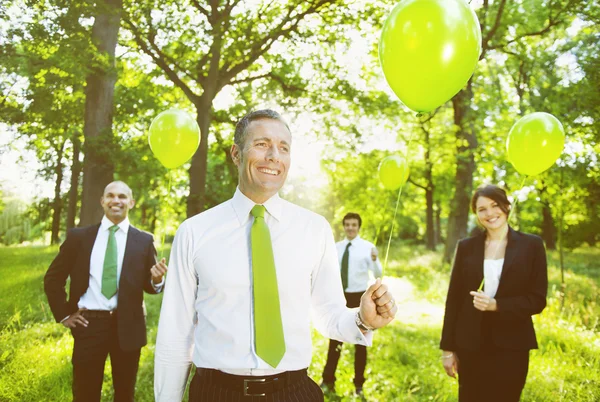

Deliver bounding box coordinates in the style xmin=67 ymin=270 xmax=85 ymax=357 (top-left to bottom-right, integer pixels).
xmin=154 ymin=188 xmax=372 ymax=401
xmin=337 ymin=236 xmax=383 ymax=293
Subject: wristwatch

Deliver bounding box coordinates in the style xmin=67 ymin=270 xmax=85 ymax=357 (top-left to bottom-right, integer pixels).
xmin=355 ymin=311 xmax=376 ymax=332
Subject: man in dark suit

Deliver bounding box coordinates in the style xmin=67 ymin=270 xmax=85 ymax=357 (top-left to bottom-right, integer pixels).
xmin=44 ymin=181 xmax=167 ymax=402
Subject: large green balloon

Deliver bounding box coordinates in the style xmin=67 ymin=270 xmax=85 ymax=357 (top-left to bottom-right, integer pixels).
xmin=148 ymin=109 xmax=200 ymax=169
xmin=506 ymin=112 xmax=565 ymax=176
xmin=379 ymin=0 xmax=482 ymax=113
xmin=379 ymin=155 xmax=410 ymax=190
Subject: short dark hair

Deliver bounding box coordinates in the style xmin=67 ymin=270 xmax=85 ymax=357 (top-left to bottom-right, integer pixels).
xmin=103 ymin=181 xmax=133 ymax=199
xmin=234 ymin=109 xmax=290 ymax=148
xmin=342 ymin=212 xmax=362 ymax=228
xmin=471 ymin=184 xmax=511 ymax=216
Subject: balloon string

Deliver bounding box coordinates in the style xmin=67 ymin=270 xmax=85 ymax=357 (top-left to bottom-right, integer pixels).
xmin=159 ymin=170 xmax=172 ymax=260
xmin=382 ymin=116 xmax=419 ymax=276
xmin=383 ymin=182 xmax=405 ymax=276
xmin=373 ymin=224 xmax=382 ymax=247
xmin=477 ymin=175 xmax=528 ymax=291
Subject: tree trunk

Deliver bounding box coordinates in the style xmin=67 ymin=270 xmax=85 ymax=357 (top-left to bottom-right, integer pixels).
xmin=187 ymin=95 xmax=214 ymax=218
xmin=541 ymin=202 xmax=557 ymax=250
xmin=443 ymin=83 xmax=477 ymax=262
xmin=79 ymin=0 xmax=122 ymax=226
xmin=51 ymin=140 xmax=67 ymax=244
xmin=426 ymin=186 xmax=435 ymax=250
xmin=66 ymin=131 xmax=82 ymax=229
xmin=434 ymin=201 xmax=442 ymax=245
xmin=423 ymin=126 xmax=435 ymax=251
xmin=150 ymin=206 xmax=157 ymax=234
xmin=558 ymin=168 xmax=565 ymax=309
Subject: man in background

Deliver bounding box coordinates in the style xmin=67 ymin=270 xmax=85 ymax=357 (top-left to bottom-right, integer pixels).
xmin=321 ymin=212 xmax=383 ymax=395
xmin=44 ymin=181 xmax=167 ymax=402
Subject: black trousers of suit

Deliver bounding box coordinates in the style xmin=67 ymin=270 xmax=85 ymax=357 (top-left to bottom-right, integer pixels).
xmin=321 ymin=291 xmax=366 ymax=388
xmin=71 ymin=314 xmax=140 ymax=402
xmin=188 ymin=370 xmax=324 ymax=401
xmin=457 ymin=315 xmax=529 ymax=402
xmin=457 ymin=347 xmax=529 ymax=402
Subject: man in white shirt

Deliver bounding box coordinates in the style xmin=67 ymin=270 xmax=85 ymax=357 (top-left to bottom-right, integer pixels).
xmin=321 ymin=212 xmax=383 ymax=396
xmin=154 ymin=110 xmax=398 ymax=401
xmin=44 ymin=181 xmax=167 ymax=402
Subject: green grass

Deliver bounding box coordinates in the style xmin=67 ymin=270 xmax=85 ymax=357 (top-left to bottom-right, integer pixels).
xmin=0 ymin=243 xmax=598 ymax=401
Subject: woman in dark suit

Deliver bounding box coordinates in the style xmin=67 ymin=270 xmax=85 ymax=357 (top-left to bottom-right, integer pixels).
xmin=440 ymin=184 xmax=548 ymax=402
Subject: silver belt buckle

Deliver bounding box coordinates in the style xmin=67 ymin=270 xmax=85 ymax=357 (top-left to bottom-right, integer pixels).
xmin=243 ymin=378 xmax=266 ymax=397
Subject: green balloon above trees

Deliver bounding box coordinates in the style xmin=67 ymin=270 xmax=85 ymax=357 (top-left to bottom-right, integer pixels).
xmin=148 ymin=109 xmax=201 ymax=169
xmin=506 ymin=112 xmax=565 ymax=176
xmin=379 ymin=0 xmax=482 ymax=113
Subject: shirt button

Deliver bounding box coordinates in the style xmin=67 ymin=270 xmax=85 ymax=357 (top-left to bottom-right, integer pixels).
xmin=356 ymin=337 xmax=362 ymax=341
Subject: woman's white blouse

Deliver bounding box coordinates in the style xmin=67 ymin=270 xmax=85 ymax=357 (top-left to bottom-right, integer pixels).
xmin=483 ymin=258 xmax=504 ymax=298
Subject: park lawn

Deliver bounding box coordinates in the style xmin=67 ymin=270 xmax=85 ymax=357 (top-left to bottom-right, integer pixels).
xmin=0 ymin=244 xmax=598 ymax=401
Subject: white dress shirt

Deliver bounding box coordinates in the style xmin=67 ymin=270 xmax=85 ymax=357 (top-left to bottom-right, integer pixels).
xmin=154 ymin=189 xmax=372 ymax=401
xmin=77 ymin=216 xmax=163 ymax=312
xmin=337 ymin=236 xmax=382 ymax=293
xmin=483 ymin=258 xmax=504 ymax=298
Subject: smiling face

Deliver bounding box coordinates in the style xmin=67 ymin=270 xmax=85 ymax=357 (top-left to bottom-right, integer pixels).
xmin=343 ymin=218 xmax=360 ymax=240
xmin=100 ymin=181 xmax=135 ymax=225
xmin=475 ymin=196 xmax=508 ymax=232
xmin=231 ymin=118 xmax=291 ymax=204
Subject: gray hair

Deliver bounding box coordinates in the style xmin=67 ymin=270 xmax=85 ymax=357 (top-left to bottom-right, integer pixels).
xmin=233 ymin=109 xmax=290 ymax=148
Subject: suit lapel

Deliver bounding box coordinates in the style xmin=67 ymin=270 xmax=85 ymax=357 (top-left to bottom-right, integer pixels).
xmin=473 ymin=232 xmax=485 ymax=288
xmin=81 ymin=224 xmax=101 ymax=277
xmin=500 ymin=226 xmax=521 ymax=282
xmin=120 ymin=225 xmax=140 ymax=289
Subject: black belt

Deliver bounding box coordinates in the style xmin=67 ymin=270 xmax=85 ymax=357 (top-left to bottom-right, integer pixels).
xmin=195 ymin=367 xmax=307 ymax=397
xmin=81 ymin=310 xmax=116 ymax=319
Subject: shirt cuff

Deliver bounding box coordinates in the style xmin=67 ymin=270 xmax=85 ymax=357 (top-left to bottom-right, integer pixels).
xmin=152 ymin=278 xmax=165 ymax=293
xmin=341 ymin=308 xmax=373 ymax=346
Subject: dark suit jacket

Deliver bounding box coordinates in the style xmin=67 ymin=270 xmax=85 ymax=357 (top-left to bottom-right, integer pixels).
xmin=44 ymin=223 xmax=158 ymax=351
xmin=440 ymin=227 xmax=548 ymax=352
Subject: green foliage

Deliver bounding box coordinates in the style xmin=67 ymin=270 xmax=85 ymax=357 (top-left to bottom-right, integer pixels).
xmin=1 ymin=244 xmax=598 ymax=401
xmin=2 ymin=0 xmax=599 ymax=250
xmin=0 ymin=197 xmax=34 ymax=245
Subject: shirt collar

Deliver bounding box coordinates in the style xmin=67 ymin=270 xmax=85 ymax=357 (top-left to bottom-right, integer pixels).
xmin=231 ymin=187 xmax=283 ymax=226
xmin=344 ymin=235 xmax=361 ymax=244
xmin=101 ymin=215 xmax=130 ymax=234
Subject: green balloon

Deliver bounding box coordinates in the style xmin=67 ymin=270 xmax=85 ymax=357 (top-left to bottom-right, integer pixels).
xmin=506 ymin=112 xmax=565 ymax=176
xmin=379 ymin=155 xmax=410 ymax=190
xmin=379 ymin=0 xmax=482 ymax=113
xmin=148 ymin=109 xmax=201 ymax=169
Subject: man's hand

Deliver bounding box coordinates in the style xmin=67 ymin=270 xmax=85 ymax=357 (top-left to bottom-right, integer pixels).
xmin=371 ymin=247 xmax=378 ymax=262
xmin=151 ymin=258 xmax=168 ymax=284
xmin=469 ymin=291 xmax=498 ymax=312
xmin=62 ymin=309 xmax=89 ymax=329
xmin=441 ymin=351 xmax=459 ymax=378
xmin=359 ymin=278 xmax=397 ymax=329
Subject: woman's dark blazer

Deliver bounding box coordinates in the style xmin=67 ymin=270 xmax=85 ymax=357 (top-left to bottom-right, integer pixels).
xmin=440 ymin=227 xmax=548 ymax=352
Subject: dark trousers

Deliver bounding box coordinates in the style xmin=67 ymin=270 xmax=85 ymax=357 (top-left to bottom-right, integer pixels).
xmin=71 ymin=314 xmax=140 ymax=402
xmin=189 ymin=369 xmax=324 ymax=401
xmin=456 ymin=348 xmax=529 ymax=402
xmin=321 ymin=291 xmax=366 ymax=388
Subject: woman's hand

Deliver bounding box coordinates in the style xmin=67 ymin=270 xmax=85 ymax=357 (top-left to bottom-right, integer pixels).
xmin=441 ymin=351 xmax=459 ymax=378
xmin=469 ymin=291 xmax=498 ymax=311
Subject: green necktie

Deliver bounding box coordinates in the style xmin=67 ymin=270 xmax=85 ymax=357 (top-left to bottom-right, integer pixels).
xmin=341 ymin=242 xmax=351 ymax=291
xmin=101 ymin=225 xmax=119 ymax=299
xmin=250 ymin=205 xmax=286 ymax=368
